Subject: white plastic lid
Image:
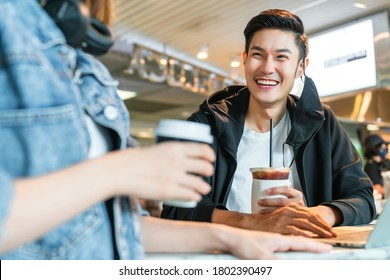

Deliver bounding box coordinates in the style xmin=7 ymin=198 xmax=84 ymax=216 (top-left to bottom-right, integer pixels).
xmin=155 ymin=119 xmax=213 ymax=144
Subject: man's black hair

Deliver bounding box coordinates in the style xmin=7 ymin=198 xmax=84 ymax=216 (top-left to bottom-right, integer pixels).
xmin=243 ymin=9 xmax=308 ymax=65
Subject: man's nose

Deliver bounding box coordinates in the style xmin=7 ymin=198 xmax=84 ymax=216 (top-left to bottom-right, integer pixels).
xmin=260 ymin=57 xmax=275 ymax=74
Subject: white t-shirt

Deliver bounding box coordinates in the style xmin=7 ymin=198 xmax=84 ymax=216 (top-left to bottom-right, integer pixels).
xmin=226 ymin=111 xmax=302 ymax=213
xmin=84 ymin=113 xmax=113 ymax=159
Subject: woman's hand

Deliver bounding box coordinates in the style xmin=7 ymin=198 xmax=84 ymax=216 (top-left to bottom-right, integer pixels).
xmin=109 ymin=142 xmax=215 ymax=202
xmin=220 ymin=225 xmax=332 ymax=259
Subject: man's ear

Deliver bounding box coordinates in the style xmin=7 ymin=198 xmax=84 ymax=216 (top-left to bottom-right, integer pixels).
xmin=296 ymin=57 xmax=309 ymax=78
xmin=242 ymin=51 xmax=247 ymax=65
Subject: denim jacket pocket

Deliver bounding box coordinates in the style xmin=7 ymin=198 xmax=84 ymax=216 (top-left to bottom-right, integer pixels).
xmin=0 ymin=103 xmax=88 ymax=177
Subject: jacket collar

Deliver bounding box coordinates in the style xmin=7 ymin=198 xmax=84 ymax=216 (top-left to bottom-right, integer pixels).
xmin=198 ymin=76 xmax=325 ymax=155
xmin=200 ymin=86 xmax=249 ymax=155
xmin=286 ymin=76 xmax=325 ymax=147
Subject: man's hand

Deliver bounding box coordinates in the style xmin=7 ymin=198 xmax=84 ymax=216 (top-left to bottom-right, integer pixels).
xmin=245 ymin=204 xmax=337 ymax=238
xmin=258 ymin=185 xmax=305 ymax=210
xmin=212 ymin=204 xmax=337 ymax=238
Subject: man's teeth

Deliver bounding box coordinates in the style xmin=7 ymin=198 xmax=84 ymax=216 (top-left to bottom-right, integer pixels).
xmin=256 ymin=80 xmax=278 ymax=86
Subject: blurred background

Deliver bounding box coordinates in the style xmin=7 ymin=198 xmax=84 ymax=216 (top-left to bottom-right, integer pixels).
xmin=98 ymin=0 xmax=390 ymax=158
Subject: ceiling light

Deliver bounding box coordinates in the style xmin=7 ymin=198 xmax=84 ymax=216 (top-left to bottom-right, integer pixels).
xmin=230 ymin=59 xmax=241 ymax=68
xmin=160 ymin=43 xmax=168 ymax=65
xmin=197 ymin=45 xmax=209 ymax=60
xmin=354 ymin=0 xmax=367 ymax=9
xmin=367 ymin=124 xmax=379 ymax=131
xmin=117 ymin=89 xmax=137 ymax=100
xmin=159 ymin=56 xmax=168 ymax=66
xmin=137 ymin=131 xmax=154 ymax=138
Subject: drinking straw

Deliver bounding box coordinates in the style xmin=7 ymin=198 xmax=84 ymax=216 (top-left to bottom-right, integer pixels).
xmin=269 ymin=118 xmax=273 ymax=167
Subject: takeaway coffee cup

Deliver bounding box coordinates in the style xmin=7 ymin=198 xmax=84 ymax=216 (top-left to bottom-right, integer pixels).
xmin=250 ymin=167 xmax=290 ymax=214
xmin=155 ymin=119 xmax=213 ymax=208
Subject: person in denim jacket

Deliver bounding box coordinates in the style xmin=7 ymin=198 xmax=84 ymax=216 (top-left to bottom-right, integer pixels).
xmin=0 ymin=0 xmax=330 ymax=259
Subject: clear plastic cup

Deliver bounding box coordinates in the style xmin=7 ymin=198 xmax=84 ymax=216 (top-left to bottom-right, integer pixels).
xmin=250 ymin=167 xmax=290 ymax=214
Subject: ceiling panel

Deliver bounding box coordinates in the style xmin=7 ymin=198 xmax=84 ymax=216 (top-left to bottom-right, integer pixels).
xmin=112 ymin=0 xmax=390 ymax=74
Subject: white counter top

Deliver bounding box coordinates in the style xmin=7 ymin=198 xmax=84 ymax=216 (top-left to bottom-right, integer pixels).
xmin=146 ymin=245 xmax=390 ymax=260
xmin=277 ymin=246 xmax=390 ymax=260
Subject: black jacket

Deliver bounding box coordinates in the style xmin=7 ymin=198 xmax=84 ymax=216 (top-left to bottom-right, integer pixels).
xmin=161 ymin=77 xmax=376 ymax=226
xmin=364 ymin=160 xmax=383 ymax=185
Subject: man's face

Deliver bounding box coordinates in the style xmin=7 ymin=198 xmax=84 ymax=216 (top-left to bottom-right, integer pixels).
xmin=243 ymin=29 xmax=304 ymax=108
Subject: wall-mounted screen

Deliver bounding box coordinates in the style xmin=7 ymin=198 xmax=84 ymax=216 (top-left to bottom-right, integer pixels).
xmin=306 ymin=19 xmax=377 ymax=97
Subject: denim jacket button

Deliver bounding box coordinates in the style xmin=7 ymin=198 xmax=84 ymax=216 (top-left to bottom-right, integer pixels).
xmin=104 ymin=105 xmax=118 ymax=120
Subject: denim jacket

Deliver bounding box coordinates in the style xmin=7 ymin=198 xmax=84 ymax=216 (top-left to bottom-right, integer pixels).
xmin=0 ymin=0 xmax=144 ymax=259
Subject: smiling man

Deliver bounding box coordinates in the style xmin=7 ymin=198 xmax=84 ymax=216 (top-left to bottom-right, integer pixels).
xmin=161 ymin=9 xmax=376 ymax=238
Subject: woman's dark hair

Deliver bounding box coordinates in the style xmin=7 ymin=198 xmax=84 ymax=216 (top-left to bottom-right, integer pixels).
xmin=243 ymin=9 xmax=308 ymax=70
xmin=364 ymin=134 xmax=386 ymax=158
xmin=364 ymin=143 xmax=381 ymax=158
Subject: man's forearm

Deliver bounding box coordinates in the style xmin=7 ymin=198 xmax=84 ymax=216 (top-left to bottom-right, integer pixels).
xmin=212 ymin=208 xmax=253 ymax=229
xmin=308 ymin=205 xmax=342 ymax=226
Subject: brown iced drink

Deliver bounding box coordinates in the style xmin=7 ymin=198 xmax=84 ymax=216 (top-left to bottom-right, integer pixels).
xmin=251 ymin=167 xmax=290 ymax=180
